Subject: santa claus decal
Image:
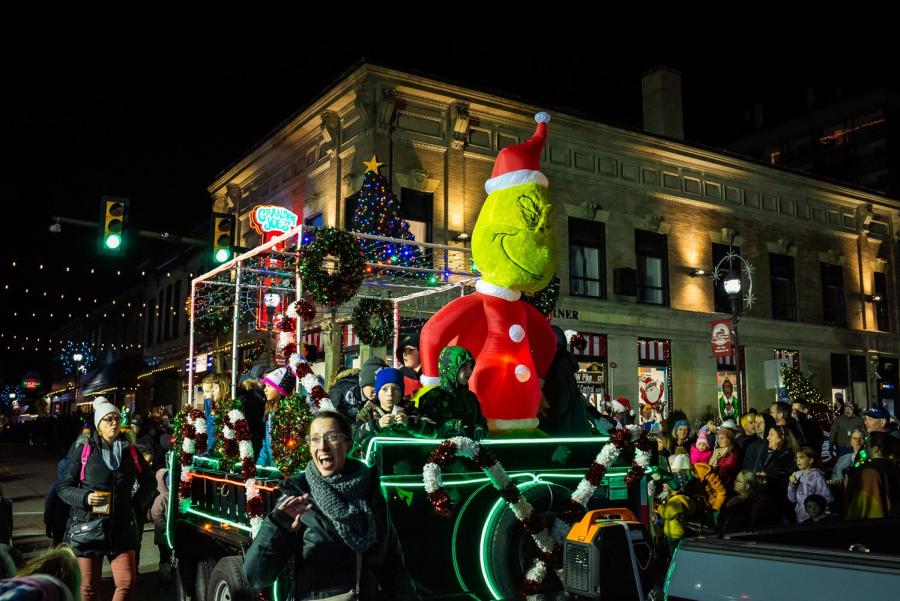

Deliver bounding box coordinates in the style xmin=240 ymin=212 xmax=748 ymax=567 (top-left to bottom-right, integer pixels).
xmin=419 ymin=113 xmax=557 ymax=433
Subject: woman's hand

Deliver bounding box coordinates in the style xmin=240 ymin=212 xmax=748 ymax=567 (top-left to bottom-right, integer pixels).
xmin=87 ymin=492 xmax=107 ymax=506
xmin=378 ymin=415 xmax=393 ymax=428
xmin=277 ymin=494 xmax=313 ymax=532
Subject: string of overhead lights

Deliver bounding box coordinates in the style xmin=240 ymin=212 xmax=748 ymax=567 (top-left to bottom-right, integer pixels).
xmin=2 ymin=258 xmax=197 ymax=280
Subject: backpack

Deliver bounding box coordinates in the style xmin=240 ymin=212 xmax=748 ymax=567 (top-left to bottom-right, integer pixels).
xmin=80 ymin=442 xmax=143 ymax=481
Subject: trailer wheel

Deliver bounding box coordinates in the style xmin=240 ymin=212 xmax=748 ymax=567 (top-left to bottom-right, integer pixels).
xmin=195 ymin=557 xmax=217 ymax=601
xmin=207 ymin=555 xmax=253 ymax=601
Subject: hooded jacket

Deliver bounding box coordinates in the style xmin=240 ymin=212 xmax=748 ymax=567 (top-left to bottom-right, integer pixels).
xmin=417 ymin=346 xmax=487 ymax=439
xmin=148 ymin=468 xmax=169 ymax=545
xmin=787 ymin=467 xmax=833 ymax=522
xmin=243 ymin=460 xmax=420 ymax=600
xmin=538 ymin=327 xmax=593 ymax=436
xmin=329 ymin=368 xmax=364 ymax=419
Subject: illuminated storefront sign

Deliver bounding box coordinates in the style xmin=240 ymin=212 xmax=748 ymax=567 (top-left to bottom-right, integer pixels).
xmin=250 ymin=205 xmax=298 ymax=236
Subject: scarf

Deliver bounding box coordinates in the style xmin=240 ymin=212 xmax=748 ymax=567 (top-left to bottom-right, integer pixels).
xmin=305 ymin=460 xmax=377 ymax=554
xmin=99 ymin=437 xmax=125 ymax=471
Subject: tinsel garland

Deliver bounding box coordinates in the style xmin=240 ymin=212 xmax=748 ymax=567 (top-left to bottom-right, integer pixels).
xmin=176 ymin=408 xmax=202 ymax=499
xmin=290 ymin=353 xmax=333 ymax=412
xmin=422 ymin=427 xmax=651 ymax=593
xmin=522 ymin=275 xmax=560 ymax=319
xmin=270 ymin=392 xmax=314 ymax=477
xmin=245 ymin=478 xmax=264 ymax=536
xmin=298 ymin=227 xmax=365 ymax=307
xmin=286 ymin=297 xmax=317 ymax=322
xmin=191 ymin=409 xmax=208 ymax=456
xmin=350 ymin=298 xmax=393 ymax=347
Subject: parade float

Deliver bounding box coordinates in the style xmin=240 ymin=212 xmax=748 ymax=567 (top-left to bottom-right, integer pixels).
xmin=167 ymin=116 xmax=655 ymax=601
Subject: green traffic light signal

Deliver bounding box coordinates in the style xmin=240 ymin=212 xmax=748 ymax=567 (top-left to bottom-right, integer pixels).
xmin=215 ymin=247 xmax=231 ymax=263
xmin=99 ymin=196 xmax=128 ymax=255
xmin=105 ymin=234 xmax=122 ymax=249
xmin=211 ymin=213 xmax=235 ymax=264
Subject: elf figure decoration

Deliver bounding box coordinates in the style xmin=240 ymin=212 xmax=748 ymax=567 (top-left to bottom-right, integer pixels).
xmin=419 ymin=113 xmax=557 ymax=433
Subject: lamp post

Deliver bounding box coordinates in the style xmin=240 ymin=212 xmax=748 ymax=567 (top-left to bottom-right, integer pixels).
xmin=73 ymin=352 xmax=83 ymax=415
xmin=724 ymin=267 xmax=744 ymax=412
xmin=263 ymin=292 xmax=281 ymax=368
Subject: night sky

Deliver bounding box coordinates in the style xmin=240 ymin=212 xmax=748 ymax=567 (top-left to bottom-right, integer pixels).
xmin=1 ymin=39 xmax=897 ymax=381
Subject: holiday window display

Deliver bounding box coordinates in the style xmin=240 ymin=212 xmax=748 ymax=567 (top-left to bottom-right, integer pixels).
xmin=420 ymin=113 xmax=558 ymax=433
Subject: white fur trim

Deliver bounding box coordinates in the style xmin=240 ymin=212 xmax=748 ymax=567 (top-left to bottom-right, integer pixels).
xmin=486 ymin=463 xmax=509 ymax=488
xmin=487 ymin=417 xmax=539 ymax=431
xmin=509 ymin=324 xmax=525 ymax=343
xmin=420 ymin=375 xmax=440 ymax=387
xmin=228 ymin=409 xmax=244 ymax=423
xmin=318 ymin=399 xmax=336 ymax=412
xmin=571 ymin=479 xmax=595 ymax=507
xmin=286 ymin=302 xmax=299 ymax=320
xmin=223 ymin=425 xmax=235 ymax=440
xmin=484 ymin=169 xmax=549 ymax=194
xmin=534 ymin=111 xmax=551 ymax=124
xmin=515 ymin=364 xmax=531 ymax=382
xmin=193 ymin=417 xmax=207 ymax=434
xmin=533 ymin=530 xmax=556 ymax=553
xmin=475 ymin=280 xmax=522 ymax=302
xmin=510 ymin=497 xmax=533 ymax=521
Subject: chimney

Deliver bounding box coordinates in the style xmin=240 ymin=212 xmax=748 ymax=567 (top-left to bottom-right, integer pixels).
xmin=642 ymin=66 xmax=684 ymax=140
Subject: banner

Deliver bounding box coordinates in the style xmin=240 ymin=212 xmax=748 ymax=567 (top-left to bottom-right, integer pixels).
xmin=710 ymin=318 xmax=733 ymax=358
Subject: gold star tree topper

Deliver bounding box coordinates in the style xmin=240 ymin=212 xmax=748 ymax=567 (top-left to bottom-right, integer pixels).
xmin=363 ymin=154 xmax=383 ymax=174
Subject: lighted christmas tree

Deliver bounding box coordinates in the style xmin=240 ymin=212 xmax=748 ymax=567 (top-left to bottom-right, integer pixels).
xmin=780 ymin=364 xmax=831 ymax=427
xmin=350 ymin=155 xmax=428 ymax=272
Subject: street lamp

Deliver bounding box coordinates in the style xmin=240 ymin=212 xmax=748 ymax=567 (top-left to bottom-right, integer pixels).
xmin=263 ymin=292 xmax=281 ymax=367
xmin=724 ymin=267 xmax=744 ymax=412
xmin=73 ymin=352 xmax=84 ymax=415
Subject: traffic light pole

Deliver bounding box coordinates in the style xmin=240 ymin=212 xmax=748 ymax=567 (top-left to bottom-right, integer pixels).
xmin=51 ymin=216 xmax=206 ymax=247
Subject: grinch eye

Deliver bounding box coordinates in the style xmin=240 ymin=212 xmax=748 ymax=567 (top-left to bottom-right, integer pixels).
xmin=517 ymin=195 xmax=540 ymax=229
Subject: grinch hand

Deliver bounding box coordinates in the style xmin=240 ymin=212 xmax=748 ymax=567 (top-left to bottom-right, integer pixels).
xmin=419 ymin=113 xmax=557 ymax=433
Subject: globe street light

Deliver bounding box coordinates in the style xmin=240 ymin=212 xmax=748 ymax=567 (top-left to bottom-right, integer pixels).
xmin=73 ymin=352 xmax=84 ymax=415
xmin=263 ymin=292 xmax=281 ymax=367
xmin=724 ymin=266 xmax=744 ymax=413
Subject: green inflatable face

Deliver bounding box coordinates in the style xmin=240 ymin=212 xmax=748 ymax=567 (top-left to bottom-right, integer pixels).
xmin=471 ymin=182 xmax=556 ymax=293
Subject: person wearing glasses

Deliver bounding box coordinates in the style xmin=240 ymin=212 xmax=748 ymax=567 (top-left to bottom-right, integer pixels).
xmin=57 ymin=396 xmax=154 ymax=601
xmin=243 ymin=410 xmax=420 ymax=600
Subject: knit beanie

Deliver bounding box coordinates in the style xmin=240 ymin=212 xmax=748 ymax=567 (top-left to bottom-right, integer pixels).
xmin=696 ymin=431 xmax=710 ymax=448
xmin=669 ymin=453 xmax=691 ymax=471
xmin=92 ymin=396 xmax=120 ymax=430
xmin=262 ymin=366 xmax=296 ymax=397
xmin=359 ymin=357 xmax=387 ymax=390
xmin=374 ymin=367 xmax=405 ymax=396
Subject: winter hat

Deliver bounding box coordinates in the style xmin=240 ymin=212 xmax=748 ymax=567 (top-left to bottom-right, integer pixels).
xmin=864 ymin=405 xmax=891 ymax=420
xmin=611 ymin=397 xmax=634 ymax=416
xmin=92 ymin=396 xmax=120 ymax=430
xmin=484 ymin=112 xmax=550 ymax=194
xmin=721 ymin=419 xmax=738 ymax=431
xmin=696 ymin=431 xmax=710 ymax=449
xmin=359 ymin=356 xmax=387 ymax=390
xmin=395 ymin=333 xmax=421 ymax=363
xmin=374 ymin=367 xmax=405 ymax=396
xmin=262 ymin=366 xmax=295 ymax=397
xmin=673 ymin=419 xmax=691 ymax=434
xmin=669 ymin=453 xmax=691 ymax=471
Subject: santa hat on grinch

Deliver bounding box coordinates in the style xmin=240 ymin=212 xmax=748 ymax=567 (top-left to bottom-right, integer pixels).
xmin=484 ymin=112 xmax=551 ymax=194
xmin=611 ymin=397 xmax=634 ymax=416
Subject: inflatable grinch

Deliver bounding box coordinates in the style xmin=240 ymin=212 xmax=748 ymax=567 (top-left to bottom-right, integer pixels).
xmin=419 ymin=112 xmax=557 ymax=432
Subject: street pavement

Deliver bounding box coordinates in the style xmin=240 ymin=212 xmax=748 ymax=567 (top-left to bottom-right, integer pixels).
xmin=2 ymin=442 xmax=176 ymax=600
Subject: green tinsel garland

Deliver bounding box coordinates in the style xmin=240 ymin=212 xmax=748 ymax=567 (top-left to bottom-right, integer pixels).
xmin=270 ymin=392 xmax=315 ymax=477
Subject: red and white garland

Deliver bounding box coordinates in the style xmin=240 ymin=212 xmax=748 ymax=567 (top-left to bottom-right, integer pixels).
xmin=423 ymin=427 xmax=652 ymax=593
xmin=289 ymin=353 xmax=332 ymax=411
xmin=178 ymin=408 xmax=207 ymax=500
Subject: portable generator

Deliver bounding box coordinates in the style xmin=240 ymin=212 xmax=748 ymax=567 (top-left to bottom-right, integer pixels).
xmin=562 ymin=508 xmax=654 ymax=600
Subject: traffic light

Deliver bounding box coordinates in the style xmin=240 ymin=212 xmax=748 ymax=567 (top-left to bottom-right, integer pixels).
xmin=99 ymin=196 xmax=129 ymax=254
xmin=212 ymin=213 xmax=235 ymax=264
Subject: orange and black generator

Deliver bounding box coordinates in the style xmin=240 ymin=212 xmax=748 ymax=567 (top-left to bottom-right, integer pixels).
xmin=563 ymin=508 xmax=656 ymax=600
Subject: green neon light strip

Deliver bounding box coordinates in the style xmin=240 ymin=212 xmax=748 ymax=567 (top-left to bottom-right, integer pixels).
xmin=381 ymin=472 xmax=535 ymax=489
xmin=165 ymin=451 xmax=175 ymax=551
xmin=273 ymin=578 xmax=280 ymax=601
xmin=451 ymin=482 xmax=492 ymax=593
xmin=362 ymin=435 xmax=612 ymax=466
xmin=185 ymin=507 xmax=252 ymax=532
xmin=191 ymin=456 xmax=282 ymax=478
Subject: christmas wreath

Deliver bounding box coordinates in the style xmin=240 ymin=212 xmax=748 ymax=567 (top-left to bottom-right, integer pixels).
xmin=350 ymin=298 xmax=393 ymax=347
xmin=423 ymin=427 xmax=652 ymax=594
xmin=299 ymin=227 xmax=365 ymax=306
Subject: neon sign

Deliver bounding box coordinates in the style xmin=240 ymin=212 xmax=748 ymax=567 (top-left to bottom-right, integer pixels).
xmin=250 ymin=205 xmax=298 ymax=236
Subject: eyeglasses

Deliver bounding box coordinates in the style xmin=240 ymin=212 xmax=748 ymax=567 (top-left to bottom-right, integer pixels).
xmin=307 ymin=433 xmax=349 ymax=445
xmin=100 ymin=415 xmax=119 ymax=424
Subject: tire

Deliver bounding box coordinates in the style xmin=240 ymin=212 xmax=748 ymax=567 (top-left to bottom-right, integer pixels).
xmin=194 ymin=557 xmax=217 ymax=601
xmin=483 ymin=482 xmax=573 ymax=599
xmin=173 ymin=563 xmax=189 ymax=601
xmin=207 ymin=555 xmax=253 ymax=601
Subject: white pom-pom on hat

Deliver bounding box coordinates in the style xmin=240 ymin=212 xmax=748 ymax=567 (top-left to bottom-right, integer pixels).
xmin=534 ymin=111 xmax=551 ymax=124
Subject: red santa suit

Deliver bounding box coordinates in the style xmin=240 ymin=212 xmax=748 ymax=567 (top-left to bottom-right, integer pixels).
xmin=419 ymin=280 xmax=557 ymax=429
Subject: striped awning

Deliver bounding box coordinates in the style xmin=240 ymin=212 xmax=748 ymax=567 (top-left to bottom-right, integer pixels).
xmin=302 ymin=330 xmax=323 ymax=353
xmin=638 ymin=339 xmax=668 ymax=363
xmin=572 ymin=333 xmax=607 ymax=360
xmin=774 ymin=348 xmax=800 ymax=369
xmin=342 ymin=324 xmax=360 ymax=348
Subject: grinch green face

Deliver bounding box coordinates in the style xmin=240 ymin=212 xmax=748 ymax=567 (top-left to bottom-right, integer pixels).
xmin=472 ymin=182 xmax=556 ymax=293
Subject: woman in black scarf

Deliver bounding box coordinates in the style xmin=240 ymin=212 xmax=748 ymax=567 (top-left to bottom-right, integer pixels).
xmin=243 ymin=411 xmax=420 ymax=600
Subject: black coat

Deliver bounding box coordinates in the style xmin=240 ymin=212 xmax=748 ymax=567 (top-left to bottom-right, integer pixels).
xmin=539 ymin=348 xmax=593 ymax=436
xmin=239 ymin=386 xmax=267 ymax=459
xmin=57 ymin=434 xmax=154 ymax=557
xmin=243 ymin=460 xmax=420 ymax=600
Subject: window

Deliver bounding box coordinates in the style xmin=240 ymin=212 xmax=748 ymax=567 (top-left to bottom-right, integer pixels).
xmin=875 ymin=271 xmax=889 ymax=331
xmin=568 ymin=218 xmax=606 ymax=298
xmin=821 ymin=263 xmax=846 ymax=326
xmin=156 ymin=290 xmax=165 ymax=344
xmin=635 ymin=230 xmax=669 ymax=305
xmin=770 ymin=254 xmax=797 ymax=320
xmin=304 ymin=213 xmax=323 ymax=228
xmin=712 ymin=243 xmax=741 ymax=313
xmin=164 ymin=284 xmax=173 ymax=340
xmin=399 ymin=188 xmax=433 ymax=243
